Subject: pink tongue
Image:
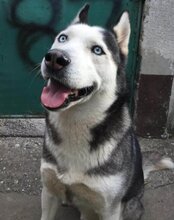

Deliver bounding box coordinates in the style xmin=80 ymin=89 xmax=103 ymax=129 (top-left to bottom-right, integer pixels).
xmin=41 ymin=80 xmax=71 ymax=108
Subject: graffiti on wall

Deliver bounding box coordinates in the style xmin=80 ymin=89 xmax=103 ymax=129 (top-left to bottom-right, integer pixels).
xmin=7 ymin=0 xmax=61 ymax=66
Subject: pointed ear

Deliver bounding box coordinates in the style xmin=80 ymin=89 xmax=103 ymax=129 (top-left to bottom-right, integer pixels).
xmin=113 ymin=12 xmax=131 ymax=57
xmin=71 ymin=3 xmax=90 ymax=24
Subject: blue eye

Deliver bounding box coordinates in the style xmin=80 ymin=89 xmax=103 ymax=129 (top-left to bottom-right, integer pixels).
xmin=58 ymin=34 xmax=67 ymax=43
xmin=92 ymin=46 xmax=105 ymax=55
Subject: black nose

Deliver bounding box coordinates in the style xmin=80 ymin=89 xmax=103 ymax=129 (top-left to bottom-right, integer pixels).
xmin=44 ymin=49 xmax=71 ymax=71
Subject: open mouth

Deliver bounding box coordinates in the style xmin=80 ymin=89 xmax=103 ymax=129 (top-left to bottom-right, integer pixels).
xmin=41 ymin=78 xmax=94 ymax=110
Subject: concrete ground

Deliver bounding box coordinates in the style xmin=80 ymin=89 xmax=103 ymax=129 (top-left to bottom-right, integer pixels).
xmin=0 ymin=119 xmax=174 ymax=220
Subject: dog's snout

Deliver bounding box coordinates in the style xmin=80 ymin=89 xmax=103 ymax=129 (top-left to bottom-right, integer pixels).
xmin=44 ymin=49 xmax=71 ymax=71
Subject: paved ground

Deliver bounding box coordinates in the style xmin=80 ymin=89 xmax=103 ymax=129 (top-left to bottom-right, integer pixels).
xmin=0 ymin=119 xmax=174 ymax=220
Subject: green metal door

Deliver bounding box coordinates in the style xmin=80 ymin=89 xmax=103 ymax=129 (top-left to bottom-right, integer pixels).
xmin=0 ymin=0 xmax=144 ymax=117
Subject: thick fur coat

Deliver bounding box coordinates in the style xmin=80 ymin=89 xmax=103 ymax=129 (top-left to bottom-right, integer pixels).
xmin=40 ymin=4 xmax=144 ymax=220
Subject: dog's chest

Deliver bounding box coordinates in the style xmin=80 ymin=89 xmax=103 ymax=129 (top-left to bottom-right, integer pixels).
xmin=47 ymin=112 xmax=113 ymax=171
xmin=49 ymin=127 xmax=92 ymax=171
xmin=43 ymin=113 xmax=125 ymax=208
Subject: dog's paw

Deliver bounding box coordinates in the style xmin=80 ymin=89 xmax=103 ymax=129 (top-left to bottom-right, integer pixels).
xmin=80 ymin=214 xmax=87 ymax=220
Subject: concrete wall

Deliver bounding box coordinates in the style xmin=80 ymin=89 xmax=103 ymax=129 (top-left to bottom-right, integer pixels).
xmin=141 ymin=0 xmax=174 ymax=75
xmin=136 ymin=0 xmax=174 ymax=137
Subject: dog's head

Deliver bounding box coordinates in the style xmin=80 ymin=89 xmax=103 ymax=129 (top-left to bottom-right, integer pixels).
xmin=40 ymin=4 xmax=130 ymax=111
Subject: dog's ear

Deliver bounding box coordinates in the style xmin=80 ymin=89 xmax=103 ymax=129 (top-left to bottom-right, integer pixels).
xmin=113 ymin=12 xmax=131 ymax=57
xmin=71 ymin=3 xmax=90 ymax=24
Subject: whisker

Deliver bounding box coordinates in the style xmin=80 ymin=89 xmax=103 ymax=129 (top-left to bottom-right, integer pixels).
xmin=29 ymin=63 xmax=41 ymax=74
xmin=27 ymin=64 xmax=43 ymax=89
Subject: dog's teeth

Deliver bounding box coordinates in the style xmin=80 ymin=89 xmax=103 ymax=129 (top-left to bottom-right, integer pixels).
xmin=47 ymin=79 xmax=51 ymax=86
xmin=74 ymin=90 xmax=78 ymax=97
xmin=70 ymin=90 xmax=78 ymax=97
xmin=69 ymin=94 xmax=75 ymax=98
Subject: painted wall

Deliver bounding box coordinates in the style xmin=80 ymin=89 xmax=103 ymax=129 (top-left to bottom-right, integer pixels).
xmin=135 ymin=0 xmax=174 ymax=137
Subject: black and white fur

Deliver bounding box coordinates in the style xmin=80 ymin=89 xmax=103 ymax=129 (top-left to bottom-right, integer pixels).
xmin=40 ymin=4 xmax=174 ymax=220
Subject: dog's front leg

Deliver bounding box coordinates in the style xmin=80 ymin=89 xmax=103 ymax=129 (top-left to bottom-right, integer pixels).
xmin=41 ymin=186 xmax=59 ymax=220
xmin=101 ymin=203 xmax=123 ymax=220
xmin=79 ymin=206 xmax=99 ymax=220
xmin=40 ymin=167 xmax=62 ymax=220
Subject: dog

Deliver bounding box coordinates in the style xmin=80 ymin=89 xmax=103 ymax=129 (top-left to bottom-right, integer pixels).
xmin=40 ymin=4 xmax=174 ymax=220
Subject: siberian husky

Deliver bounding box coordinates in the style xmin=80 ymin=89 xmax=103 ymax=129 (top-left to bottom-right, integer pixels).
xmin=40 ymin=4 xmax=174 ymax=220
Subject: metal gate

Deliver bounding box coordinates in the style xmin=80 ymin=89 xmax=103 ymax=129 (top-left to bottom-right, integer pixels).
xmin=0 ymin=0 xmax=144 ymax=117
